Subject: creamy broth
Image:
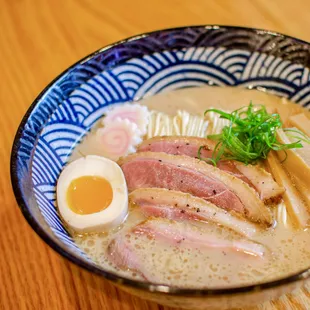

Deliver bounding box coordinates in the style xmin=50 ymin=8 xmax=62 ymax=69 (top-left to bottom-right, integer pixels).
xmin=72 ymin=86 xmax=310 ymax=288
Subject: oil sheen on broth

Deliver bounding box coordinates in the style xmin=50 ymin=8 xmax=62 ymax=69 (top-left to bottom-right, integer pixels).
xmin=72 ymin=86 xmax=310 ymax=289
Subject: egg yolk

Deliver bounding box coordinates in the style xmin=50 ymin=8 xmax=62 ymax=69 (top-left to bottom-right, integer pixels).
xmin=67 ymin=176 xmax=113 ymax=215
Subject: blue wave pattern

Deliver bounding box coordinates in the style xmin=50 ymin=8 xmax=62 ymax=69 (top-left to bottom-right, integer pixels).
xmin=111 ymin=47 xmax=310 ymax=101
xmin=16 ymin=27 xmax=310 ymax=260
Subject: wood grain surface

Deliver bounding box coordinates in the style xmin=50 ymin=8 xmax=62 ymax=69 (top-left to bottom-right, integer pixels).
xmin=1 ymin=0 xmax=310 ymax=309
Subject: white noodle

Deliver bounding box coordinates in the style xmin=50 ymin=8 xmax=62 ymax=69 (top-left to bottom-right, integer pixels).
xmin=192 ymin=116 xmax=200 ymax=136
xmin=202 ymin=120 xmax=209 ymax=137
xmin=173 ymin=116 xmax=181 ymax=135
xmin=147 ymin=109 xmax=209 ymax=138
xmin=205 ymin=107 xmax=230 ymax=135
xmin=187 ymin=118 xmax=195 ymax=136
xmin=181 ymin=111 xmax=189 ymax=135
xmin=197 ymin=119 xmax=204 ymax=137
xmin=154 ymin=113 xmax=162 ymax=137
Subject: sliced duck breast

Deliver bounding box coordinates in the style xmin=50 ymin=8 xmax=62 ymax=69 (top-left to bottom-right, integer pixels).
xmin=133 ymin=218 xmax=266 ymax=258
xmin=138 ymin=136 xmax=284 ymax=202
xmin=129 ymin=188 xmax=258 ymax=237
xmin=119 ymin=152 xmax=272 ymax=225
xmin=107 ymin=217 xmax=266 ymax=282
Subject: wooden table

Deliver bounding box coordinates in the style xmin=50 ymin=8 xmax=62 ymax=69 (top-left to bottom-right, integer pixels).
xmin=1 ymin=1 xmax=310 ymax=309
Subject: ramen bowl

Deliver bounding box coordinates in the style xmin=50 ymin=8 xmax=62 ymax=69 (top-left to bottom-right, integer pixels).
xmin=11 ymin=26 xmax=310 ymax=309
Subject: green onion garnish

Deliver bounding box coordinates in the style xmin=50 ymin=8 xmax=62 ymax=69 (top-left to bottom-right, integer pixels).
xmin=198 ymin=103 xmax=309 ymax=165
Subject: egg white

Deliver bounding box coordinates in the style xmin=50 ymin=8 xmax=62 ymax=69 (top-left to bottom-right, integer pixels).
xmin=56 ymin=155 xmax=128 ymax=233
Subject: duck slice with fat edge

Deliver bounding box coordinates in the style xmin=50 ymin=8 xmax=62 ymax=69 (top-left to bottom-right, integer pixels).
xmin=138 ymin=136 xmax=284 ymax=202
xmin=119 ymin=152 xmax=272 ymax=226
xmin=129 ymin=188 xmax=258 ymax=237
xmin=133 ymin=218 xmax=266 ymax=258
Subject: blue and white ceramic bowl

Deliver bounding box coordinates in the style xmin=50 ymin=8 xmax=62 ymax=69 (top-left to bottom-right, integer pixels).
xmin=11 ymin=26 xmax=310 ymax=309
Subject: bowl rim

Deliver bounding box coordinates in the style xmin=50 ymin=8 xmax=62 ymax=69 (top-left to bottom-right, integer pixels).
xmin=10 ymin=24 xmax=310 ymax=296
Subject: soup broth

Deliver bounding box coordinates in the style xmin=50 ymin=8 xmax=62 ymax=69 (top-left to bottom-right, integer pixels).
xmin=70 ymin=86 xmax=310 ymax=288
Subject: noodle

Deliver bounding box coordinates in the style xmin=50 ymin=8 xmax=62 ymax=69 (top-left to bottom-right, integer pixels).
xmin=147 ymin=110 xmax=209 ymax=138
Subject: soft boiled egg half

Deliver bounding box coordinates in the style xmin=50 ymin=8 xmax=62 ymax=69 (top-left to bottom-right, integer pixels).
xmin=57 ymin=155 xmax=128 ymax=233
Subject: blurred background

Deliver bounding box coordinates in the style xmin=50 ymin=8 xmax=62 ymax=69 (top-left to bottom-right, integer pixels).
xmin=1 ymin=0 xmax=310 ymax=309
